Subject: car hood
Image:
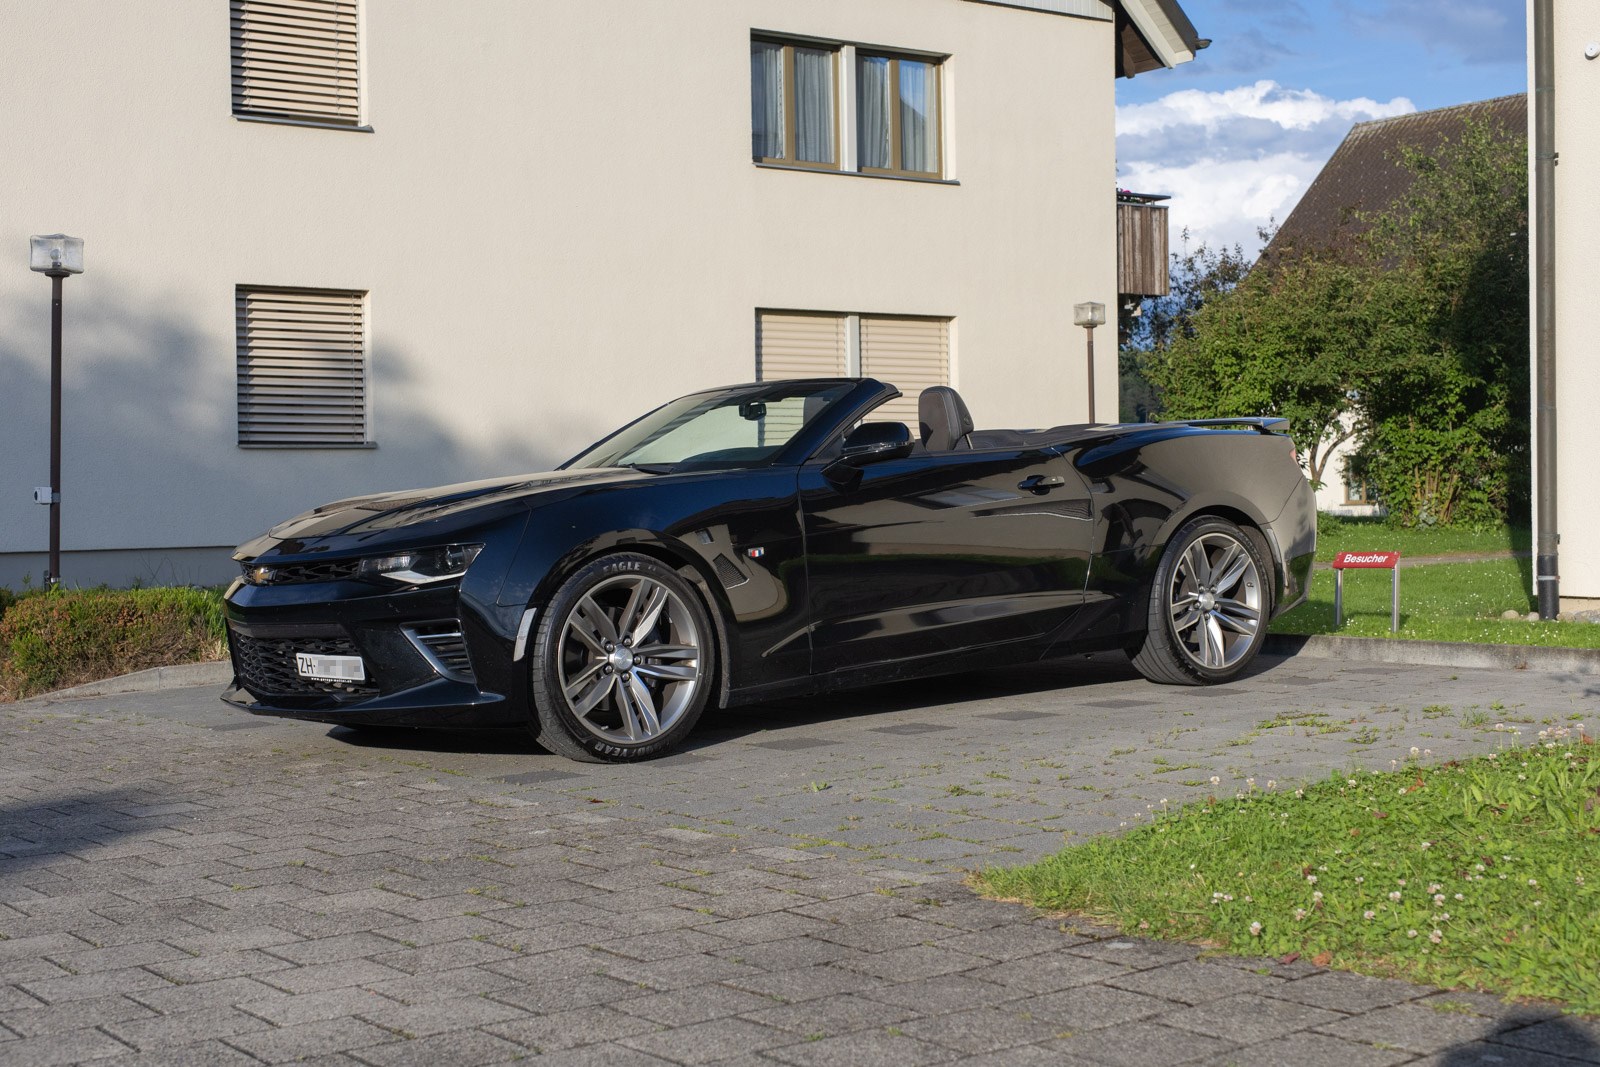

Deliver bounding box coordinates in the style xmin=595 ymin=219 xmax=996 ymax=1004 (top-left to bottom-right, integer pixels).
xmin=234 ymin=467 xmax=650 ymax=559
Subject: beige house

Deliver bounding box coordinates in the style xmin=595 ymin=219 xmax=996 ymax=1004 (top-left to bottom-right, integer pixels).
xmin=1531 ymin=6 xmax=1600 ymax=607
xmin=0 ymin=0 xmax=1198 ymax=590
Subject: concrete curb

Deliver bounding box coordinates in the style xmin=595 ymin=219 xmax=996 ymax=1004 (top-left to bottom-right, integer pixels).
xmin=1266 ymin=632 xmax=1600 ymax=675
xmin=35 ymin=659 xmax=232 ymax=701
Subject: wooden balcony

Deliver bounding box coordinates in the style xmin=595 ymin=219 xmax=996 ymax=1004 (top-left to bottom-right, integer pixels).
xmin=1118 ymin=194 xmax=1170 ymax=299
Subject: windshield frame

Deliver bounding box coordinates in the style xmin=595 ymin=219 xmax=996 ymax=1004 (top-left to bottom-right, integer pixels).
xmin=560 ymin=379 xmax=894 ymax=473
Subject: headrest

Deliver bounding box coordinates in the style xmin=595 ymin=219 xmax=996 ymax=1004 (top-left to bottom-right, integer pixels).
xmin=918 ymin=386 xmax=975 ymax=451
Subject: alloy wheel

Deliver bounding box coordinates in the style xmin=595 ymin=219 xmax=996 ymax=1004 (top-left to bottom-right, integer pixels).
xmin=555 ymin=574 xmax=703 ymax=746
xmin=1167 ymin=531 xmax=1263 ymax=670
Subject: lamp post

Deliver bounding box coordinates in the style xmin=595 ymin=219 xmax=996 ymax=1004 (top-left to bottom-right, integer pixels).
xmin=1073 ymin=301 xmax=1106 ymax=424
xmin=29 ymin=234 xmax=84 ymax=589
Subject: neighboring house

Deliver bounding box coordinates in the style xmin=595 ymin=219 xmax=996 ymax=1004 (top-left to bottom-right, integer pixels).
xmin=1530 ymin=11 xmax=1599 ymax=608
xmin=0 ymin=0 xmax=1200 ymax=589
xmin=1264 ymin=94 xmax=1526 ymax=516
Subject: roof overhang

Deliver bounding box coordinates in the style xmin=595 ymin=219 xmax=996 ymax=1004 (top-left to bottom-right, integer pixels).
xmin=1118 ymin=0 xmax=1201 ymax=69
xmin=963 ymin=0 xmax=1203 ymax=77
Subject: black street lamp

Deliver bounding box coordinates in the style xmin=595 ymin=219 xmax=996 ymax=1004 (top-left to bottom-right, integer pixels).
xmin=28 ymin=234 xmax=84 ymax=589
xmin=1073 ymin=301 xmax=1106 ymax=424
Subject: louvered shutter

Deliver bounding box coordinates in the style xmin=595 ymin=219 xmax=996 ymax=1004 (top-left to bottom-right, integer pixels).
xmin=231 ymin=0 xmax=361 ymax=125
xmin=860 ymin=316 xmax=950 ymax=426
xmin=756 ymin=311 xmax=849 ymax=444
xmin=755 ymin=311 xmax=849 ymax=381
xmin=237 ymin=287 xmax=368 ymax=446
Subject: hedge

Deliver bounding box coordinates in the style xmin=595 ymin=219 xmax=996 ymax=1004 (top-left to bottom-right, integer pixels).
xmin=0 ymin=587 xmax=228 ymax=701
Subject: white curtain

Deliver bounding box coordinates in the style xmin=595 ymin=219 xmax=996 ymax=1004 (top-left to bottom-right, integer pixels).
xmin=794 ymin=47 xmax=835 ymax=164
xmin=857 ymin=55 xmax=891 ymax=169
xmin=899 ymin=60 xmax=937 ymax=173
xmin=751 ymin=42 xmax=784 ymax=160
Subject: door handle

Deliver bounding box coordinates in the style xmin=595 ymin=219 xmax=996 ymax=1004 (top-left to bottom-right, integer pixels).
xmin=1018 ymin=474 xmax=1066 ymax=493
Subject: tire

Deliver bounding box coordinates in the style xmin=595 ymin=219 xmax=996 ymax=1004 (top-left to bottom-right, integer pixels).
xmin=527 ymin=552 xmax=715 ymax=762
xmin=1130 ymin=516 xmax=1270 ymax=686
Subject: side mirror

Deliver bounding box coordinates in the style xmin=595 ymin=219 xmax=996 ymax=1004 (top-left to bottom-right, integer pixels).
xmin=840 ymin=421 xmax=914 ymax=463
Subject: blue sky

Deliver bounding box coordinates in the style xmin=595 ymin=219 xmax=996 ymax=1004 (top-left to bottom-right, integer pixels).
xmin=1115 ymin=0 xmax=1527 ymax=252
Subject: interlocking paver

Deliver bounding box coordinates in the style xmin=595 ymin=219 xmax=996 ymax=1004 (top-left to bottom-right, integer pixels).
xmin=4 ymin=652 xmax=1592 ymax=1065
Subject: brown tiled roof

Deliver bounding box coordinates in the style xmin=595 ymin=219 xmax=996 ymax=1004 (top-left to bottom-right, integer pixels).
xmin=1267 ymin=94 xmax=1526 ymax=259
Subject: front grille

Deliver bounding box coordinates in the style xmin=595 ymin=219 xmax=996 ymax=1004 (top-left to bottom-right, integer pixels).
xmin=403 ymin=621 xmax=476 ymax=682
xmin=230 ymin=629 xmax=379 ymax=697
xmin=240 ymin=558 xmax=361 ymax=585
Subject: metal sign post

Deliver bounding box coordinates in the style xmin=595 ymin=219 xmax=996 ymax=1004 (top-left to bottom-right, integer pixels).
xmin=1332 ymin=552 xmax=1402 ymax=632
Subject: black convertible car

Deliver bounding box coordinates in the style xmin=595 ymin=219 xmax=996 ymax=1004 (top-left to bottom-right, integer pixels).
xmin=224 ymin=378 xmax=1314 ymax=761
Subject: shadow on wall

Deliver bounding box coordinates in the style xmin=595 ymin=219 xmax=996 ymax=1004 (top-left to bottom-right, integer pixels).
xmin=0 ymin=281 xmax=606 ymax=586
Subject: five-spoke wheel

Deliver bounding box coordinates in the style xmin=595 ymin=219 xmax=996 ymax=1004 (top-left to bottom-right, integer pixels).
xmin=1131 ymin=517 xmax=1270 ymax=685
xmin=529 ymin=553 xmax=714 ymax=761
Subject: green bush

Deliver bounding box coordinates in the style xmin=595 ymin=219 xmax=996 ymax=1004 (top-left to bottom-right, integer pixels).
xmin=0 ymin=587 xmax=228 ymax=701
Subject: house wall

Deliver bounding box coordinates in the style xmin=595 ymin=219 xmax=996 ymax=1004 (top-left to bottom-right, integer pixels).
xmin=1533 ymin=3 xmax=1600 ymax=602
xmin=0 ymin=0 xmax=1119 ymax=589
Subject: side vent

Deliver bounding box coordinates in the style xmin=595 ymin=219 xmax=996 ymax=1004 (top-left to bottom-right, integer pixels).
xmin=712 ymin=554 xmax=750 ymax=588
xmin=403 ymin=621 xmax=476 ymax=683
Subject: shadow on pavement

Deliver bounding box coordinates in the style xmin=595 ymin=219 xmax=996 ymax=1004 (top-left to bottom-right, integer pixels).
xmin=320 ymin=648 xmax=1299 ymax=759
xmin=1439 ymin=1015 xmax=1598 ymax=1063
xmin=0 ymin=787 xmax=159 ymax=879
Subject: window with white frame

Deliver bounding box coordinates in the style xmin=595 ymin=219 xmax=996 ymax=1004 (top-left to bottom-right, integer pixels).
xmin=751 ymin=34 xmax=946 ymax=179
xmin=755 ymin=309 xmax=950 ymax=428
xmin=231 ymin=0 xmax=362 ymax=127
xmin=236 ymin=286 xmax=369 ymax=447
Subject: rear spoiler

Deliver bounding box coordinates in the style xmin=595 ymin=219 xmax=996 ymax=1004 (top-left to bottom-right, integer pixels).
xmin=1177 ymin=417 xmax=1289 ymax=435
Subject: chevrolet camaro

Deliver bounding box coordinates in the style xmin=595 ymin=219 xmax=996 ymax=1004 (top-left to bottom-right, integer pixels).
xmin=223 ymin=378 xmax=1315 ymax=761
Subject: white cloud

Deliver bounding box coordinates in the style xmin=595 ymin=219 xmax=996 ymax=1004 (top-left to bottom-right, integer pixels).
xmin=1118 ymin=80 xmax=1413 ymax=138
xmin=1118 ymin=153 xmax=1327 ymax=253
xmin=1117 ymin=81 xmax=1416 ymax=252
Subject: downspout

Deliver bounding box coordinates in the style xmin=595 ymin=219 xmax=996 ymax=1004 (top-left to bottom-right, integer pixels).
xmin=1533 ymin=0 xmax=1559 ymax=618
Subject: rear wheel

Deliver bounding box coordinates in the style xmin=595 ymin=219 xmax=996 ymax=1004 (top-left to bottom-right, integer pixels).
xmin=528 ymin=553 xmax=714 ymax=762
xmin=1130 ymin=517 xmax=1269 ymax=686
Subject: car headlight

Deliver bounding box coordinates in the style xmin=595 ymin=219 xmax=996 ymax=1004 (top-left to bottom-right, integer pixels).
xmin=357 ymin=544 xmax=483 ymax=585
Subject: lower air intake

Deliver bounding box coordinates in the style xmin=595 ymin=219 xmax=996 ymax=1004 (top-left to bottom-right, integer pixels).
xmin=404 ymin=621 xmax=477 ymax=682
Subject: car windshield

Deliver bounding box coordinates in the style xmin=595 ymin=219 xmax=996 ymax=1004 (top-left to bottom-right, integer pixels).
xmin=566 ymin=382 xmax=857 ymax=471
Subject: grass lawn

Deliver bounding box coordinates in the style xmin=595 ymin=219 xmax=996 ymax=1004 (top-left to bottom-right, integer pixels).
xmin=1313 ymin=516 xmax=1529 ymax=563
xmin=1271 ymin=558 xmax=1600 ymax=648
xmin=979 ymin=728 xmax=1599 ymax=1013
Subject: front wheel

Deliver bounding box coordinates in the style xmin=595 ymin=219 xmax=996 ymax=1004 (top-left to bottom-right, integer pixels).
xmin=527 ymin=553 xmax=715 ymax=762
xmin=1130 ymin=517 xmax=1269 ymax=686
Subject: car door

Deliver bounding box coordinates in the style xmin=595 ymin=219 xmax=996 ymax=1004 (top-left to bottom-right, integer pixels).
xmin=798 ymin=444 xmax=1095 ymax=674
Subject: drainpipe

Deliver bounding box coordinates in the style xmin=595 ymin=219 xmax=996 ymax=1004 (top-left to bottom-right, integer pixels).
xmin=1533 ymin=0 xmax=1559 ymax=619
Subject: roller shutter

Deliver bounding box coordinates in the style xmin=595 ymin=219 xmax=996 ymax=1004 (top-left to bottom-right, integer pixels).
xmin=755 ymin=311 xmax=849 ymax=381
xmin=231 ymin=0 xmax=361 ymax=125
xmin=860 ymin=315 xmax=950 ymax=426
xmin=236 ymin=287 xmax=368 ymax=446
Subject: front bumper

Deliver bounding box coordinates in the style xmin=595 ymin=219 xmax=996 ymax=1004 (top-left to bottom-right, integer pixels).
xmin=222 ymin=577 xmax=523 ymax=729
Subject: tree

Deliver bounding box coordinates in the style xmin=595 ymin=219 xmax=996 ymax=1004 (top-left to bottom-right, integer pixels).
xmin=1353 ymin=121 xmax=1529 ymax=526
xmin=1139 ymin=117 xmax=1528 ymax=524
xmin=1143 ymin=249 xmax=1373 ymax=488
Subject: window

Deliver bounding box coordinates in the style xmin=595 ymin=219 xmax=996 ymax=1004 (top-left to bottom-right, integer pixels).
xmin=1344 ymin=478 xmax=1379 ymax=506
xmin=751 ymin=34 xmax=946 ymax=179
xmin=750 ymin=39 xmax=838 ymax=168
xmin=231 ymin=0 xmax=362 ymax=127
xmin=236 ymin=286 xmax=369 ymax=447
xmin=755 ymin=309 xmax=951 ymax=429
xmin=857 ymin=53 xmax=941 ymax=176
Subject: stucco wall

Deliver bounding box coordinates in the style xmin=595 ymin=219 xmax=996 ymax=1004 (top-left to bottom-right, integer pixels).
xmin=0 ymin=0 xmax=1119 ymax=588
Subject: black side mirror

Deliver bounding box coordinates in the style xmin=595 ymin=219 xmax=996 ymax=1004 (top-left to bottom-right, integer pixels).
xmin=840 ymin=421 xmax=914 ymax=463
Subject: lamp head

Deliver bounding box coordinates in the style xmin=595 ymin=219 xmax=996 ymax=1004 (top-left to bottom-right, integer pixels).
xmin=30 ymin=234 xmax=85 ymax=275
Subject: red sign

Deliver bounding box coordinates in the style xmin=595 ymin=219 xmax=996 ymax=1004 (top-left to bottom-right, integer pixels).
xmin=1332 ymin=551 xmax=1400 ymax=569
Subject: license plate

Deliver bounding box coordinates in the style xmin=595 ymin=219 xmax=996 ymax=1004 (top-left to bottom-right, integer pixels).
xmin=295 ymin=653 xmax=366 ymax=682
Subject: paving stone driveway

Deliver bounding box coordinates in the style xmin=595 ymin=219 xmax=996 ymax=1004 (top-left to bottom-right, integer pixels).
xmin=2 ymin=652 xmax=1597 ymax=1066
